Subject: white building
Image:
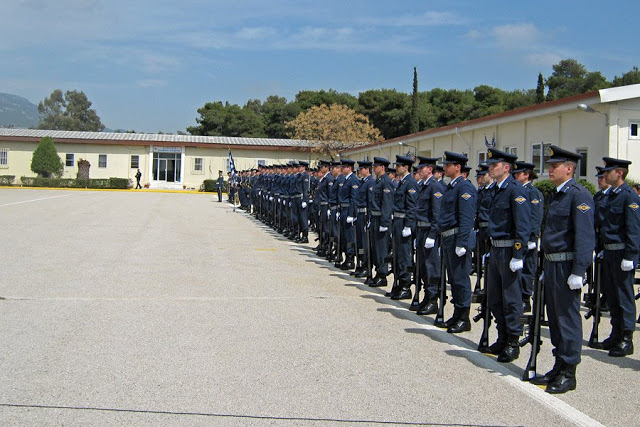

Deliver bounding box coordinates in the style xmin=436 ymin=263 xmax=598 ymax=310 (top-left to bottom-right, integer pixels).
xmin=342 ymin=84 xmax=640 ymax=184
xmin=0 ymin=129 xmax=317 ymax=189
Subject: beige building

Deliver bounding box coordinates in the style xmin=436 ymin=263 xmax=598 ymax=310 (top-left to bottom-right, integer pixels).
xmin=0 ymin=129 xmax=317 ymax=189
xmin=342 ymin=84 xmax=640 ymax=184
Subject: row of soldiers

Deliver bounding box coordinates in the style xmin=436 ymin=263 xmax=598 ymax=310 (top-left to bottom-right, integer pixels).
xmin=241 ymin=146 xmax=639 ymax=395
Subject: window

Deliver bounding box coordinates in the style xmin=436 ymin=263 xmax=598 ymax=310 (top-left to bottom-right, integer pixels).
xmin=531 ymin=142 xmax=552 ymax=174
xmin=131 ymin=155 xmax=139 ymax=169
xmin=194 ymin=157 xmax=203 ymax=171
xmin=0 ymin=148 xmax=8 ymax=166
xmin=65 ymin=153 xmax=74 ymax=167
xmin=257 ymin=159 xmax=266 ymax=166
xmin=99 ymin=154 xmax=107 ymax=168
xmin=577 ymin=148 xmax=588 ymax=178
xmin=630 ymin=121 xmax=639 ymax=139
xmin=504 ymin=146 xmax=518 ymax=157
xmin=478 ymin=151 xmax=487 ymax=165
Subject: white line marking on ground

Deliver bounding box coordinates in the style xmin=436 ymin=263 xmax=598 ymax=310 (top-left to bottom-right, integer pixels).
xmin=0 ymin=194 xmax=72 ymax=207
xmin=386 ymin=307 xmax=604 ymax=427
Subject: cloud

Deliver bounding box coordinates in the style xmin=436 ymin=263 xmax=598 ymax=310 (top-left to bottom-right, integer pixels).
xmin=491 ymin=23 xmax=542 ymax=48
xmin=136 ymin=79 xmax=168 ymax=88
xmin=235 ymin=27 xmax=277 ymax=40
xmin=359 ymin=11 xmax=467 ymax=27
xmin=526 ymin=52 xmax=563 ymax=67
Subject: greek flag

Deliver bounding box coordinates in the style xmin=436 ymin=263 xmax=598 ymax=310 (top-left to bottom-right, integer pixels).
xmin=228 ymin=149 xmax=236 ymax=178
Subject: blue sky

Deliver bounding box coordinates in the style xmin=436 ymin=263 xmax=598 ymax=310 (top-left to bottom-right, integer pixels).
xmin=2 ymin=0 xmax=638 ymax=133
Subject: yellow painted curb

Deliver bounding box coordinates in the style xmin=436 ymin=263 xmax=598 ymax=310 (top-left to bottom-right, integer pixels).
xmin=0 ymin=186 xmax=214 ymax=195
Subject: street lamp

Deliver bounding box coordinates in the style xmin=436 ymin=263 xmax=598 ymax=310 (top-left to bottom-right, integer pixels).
xmin=398 ymin=141 xmax=417 ymax=159
xmin=577 ymin=103 xmax=609 ymax=126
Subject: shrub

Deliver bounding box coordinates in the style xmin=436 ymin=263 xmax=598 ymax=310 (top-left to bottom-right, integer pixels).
xmin=20 ymin=177 xmax=131 ymax=189
xmin=0 ymin=175 xmax=15 ymax=185
xmin=202 ymin=179 xmax=217 ymax=192
xmin=30 ymin=136 xmax=64 ymax=178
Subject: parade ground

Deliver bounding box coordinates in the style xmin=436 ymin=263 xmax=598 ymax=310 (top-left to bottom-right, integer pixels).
xmin=1 ymin=189 xmax=638 ymax=427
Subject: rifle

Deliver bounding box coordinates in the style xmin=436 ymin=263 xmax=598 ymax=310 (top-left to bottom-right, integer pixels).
xmin=365 ymin=213 xmax=373 ymax=283
xmin=585 ymin=258 xmax=603 ymax=348
xmin=327 ymin=208 xmax=334 ymax=260
xmin=434 ymin=245 xmax=447 ymax=327
xmin=522 ymin=250 xmax=544 ymax=382
xmin=351 ymin=214 xmax=360 ymax=274
xmin=473 ymin=232 xmax=483 ymax=294
xmin=334 ymin=210 xmax=342 ymax=267
xmin=391 ymin=223 xmax=398 ymax=291
xmin=410 ymin=236 xmax=421 ymax=310
xmin=475 ymin=253 xmax=491 ymax=352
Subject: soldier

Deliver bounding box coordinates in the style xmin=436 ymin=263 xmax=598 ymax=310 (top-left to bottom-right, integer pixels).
xmin=315 ymin=161 xmax=333 ymax=256
xmin=367 ymin=157 xmax=394 ymax=287
xmin=593 ymin=166 xmax=611 ymax=311
xmin=295 ymin=161 xmax=310 ymax=243
xmin=353 ymin=160 xmax=374 ymax=277
xmin=437 ymin=151 xmax=477 ymax=333
xmin=512 ymin=161 xmax=544 ymax=313
xmin=414 ymin=156 xmax=445 ymax=315
xmin=474 ymin=164 xmax=493 ymax=287
xmin=338 ymin=159 xmax=359 ymax=270
xmin=598 ymin=157 xmax=639 ymax=357
xmin=387 ymin=155 xmax=418 ymax=300
xmin=485 ymin=149 xmax=531 ymax=362
xmin=327 ymin=161 xmax=342 ymax=262
xmin=434 ymin=164 xmax=444 ymax=184
xmin=531 ymin=145 xmax=594 ymax=394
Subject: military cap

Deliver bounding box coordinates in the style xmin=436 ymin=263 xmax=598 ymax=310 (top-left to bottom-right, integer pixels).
xmin=318 ymin=160 xmax=331 ymax=167
xmin=394 ymin=155 xmax=414 ymax=167
xmin=357 ymin=160 xmax=372 ymax=168
xmin=595 ymin=166 xmax=604 ymax=178
xmin=486 ymin=148 xmax=517 ymax=164
xmin=298 ymin=160 xmax=309 ymax=167
xmin=289 ymin=161 xmax=299 ymax=167
xmin=476 ymin=163 xmax=489 ymax=176
xmin=416 ymin=156 xmax=439 ymax=168
xmin=462 ymin=165 xmax=472 ymax=173
xmin=601 ymin=156 xmax=632 ymax=171
xmin=545 ymin=145 xmax=582 ymax=163
xmin=372 ymin=156 xmax=390 ymax=167
xmin=412 ymin=166 xmax=420 ymax=173
xmin=331 ymin=161 xmax=342 ymax=167
xmin=442 ymin=151 xmax=468 ymax=165
xmin=435 ymin=164 xmax=444 ymax=173
xmin=340 ymin=159 xmax=356 ymax=167
xmin=387 ymin=166 xmax=396 ymax=173
xmin=512 ymin=161 xmax=535 ymax=172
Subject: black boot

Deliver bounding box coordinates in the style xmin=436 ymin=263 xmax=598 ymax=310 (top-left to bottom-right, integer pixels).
xmin=488 ymin=336 xmax=507 ymax=355
xmin=442 ymin=307 xmax=461 ymax=328
xmin=417 ymin=298 xmax=438 ymax=316
xmin=601 ymin=327 xmax=622 ymax=350
xmin=298 ymin=232 xmax=309 ymax=244
xmin=340 ymin=256 xmax=355 ymax=271
xmin=546 ymin=363 xmax=577 ymax=394
xmin=530 ymin=357 xmax=563 ymax=385
xmin=522 ymin=297 xmax=532 ymax=313
xmin=370 ymin=275 xmax=387 ymax=288
xmin=391 ymin=285 xmax=412 ymax=300
xmin=385 ymin=284 xmax=400 ymax=297
xmin=609 ymin=330 xmax=634 ymax=357
xmin=447 ymin=308 xmax=471 ymax=333
xmin=497 ymin=335 xmax=521 ymax=363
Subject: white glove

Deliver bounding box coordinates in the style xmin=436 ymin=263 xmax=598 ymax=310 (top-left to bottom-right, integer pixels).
xmin=509 ymin=258 xmax=524 ymax=272
xmin=366 ymin=221 xmax=371 ymax=229
xmin=346 ymin=216 xmax=355 ymax=224
xmin=567 ymin=274 xmax=583 ymax=290
xmin=539 ymin=271 xmax=545 ymax=282
xmin=336 ymin=212 xmax=340 ymax=221
xmin=402 ymin=227 xmax=411 ymax=237
xmin=309 ymin=199 xmax=313 ymax=204
xmin=269 ymin=197 xmax=273 ymax=201
xmin=596 ymin=250 xmax=604 ymax=259
xmin=288 ymin=202 xmax=292 ymax=207
xmin=327 ymin=209 xmax=331 ymax=219
xmin=424 ymin=238 xmax=435 ymax=249
xmin=621 ymin=259 xmax=635 ymax=271
xmin=379 ymin=226 xmax=388 ymax=232
xmin=301 ymin=202 xmax=307 ymax=209
xmin=282 ymin=200 xmax=286 ymax=205
xmin=455 ymin=246 xmax=466 ymax=257
xmin=258 ymin=191 xmax=262 ymax=196
xmin=527 ymin=241 xmax=536 ymax=250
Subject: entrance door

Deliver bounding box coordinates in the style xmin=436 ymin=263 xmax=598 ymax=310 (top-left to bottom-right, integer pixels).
xmin=159 ymin=159 xmax=167 ymax=181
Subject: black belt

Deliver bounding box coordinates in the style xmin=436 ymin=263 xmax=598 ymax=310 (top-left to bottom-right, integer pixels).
xmin=357 ymin=208 xmax=367 ymax=213
xmin=417 ymin=221 xmax=432 ymax=227
xmin=393 ymin=212 xmax=406 ymax=218
xmin=441 ymin=227 xmax=459 ymax=237
xmin=544 ymin=252 xmax=574 ymax=262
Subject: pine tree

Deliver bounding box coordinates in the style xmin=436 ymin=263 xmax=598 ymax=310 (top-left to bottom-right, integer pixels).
xmin=410 ymin=67 xmax=419 ymax=134
xmin=31 ymin=136 xmax=64 ymax=178
xmin=535 ymin=73 xmax=545 ymax=104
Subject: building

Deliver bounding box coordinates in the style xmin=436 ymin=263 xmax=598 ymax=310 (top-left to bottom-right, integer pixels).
xmin=341 ymin=84 xmax=640 ymax=184
xmin=0 ymin=129 xmax=317 ymax=189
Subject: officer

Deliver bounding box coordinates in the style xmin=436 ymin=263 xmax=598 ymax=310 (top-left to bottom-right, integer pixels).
xmin=592 ymin=166 xmax=611 ymax=311
xmin=367 ymin=157 xmax=394 ymax=287
xmin=353 ymin=160 xmax=374 ymax=277
xmin=599 ymin=157 xmax=639 ymax=357
xmin=388 ymin=155 xmax=418 ymax=300
xmin=512 ymin=161 xmax=544 ymax=313
xmin=484 ymin=149 xmax=531 ymax=362
xmin=532 ymin=145 xmax=594 ymax=394
xmin=437 ymin=151 xmax=477 ymax=333
xmin=474 ymin=164 xmax=493 ymax=288
xmin=328 ymin=161 xmax=342 ymax=262
xmin=414 ymin=156 xmax=445 ymax=315
xmin=216 ymin=170 xmax=224 ymax=202
xmin=338 ymin=159 xmax=359 ymax=270
xmin=295 ymin=161 xmax=310 ymax=243
xmin=387 ymin=167 xmax=398 ymax=187
xmin=315 ymin=160 xmax=333 ymax=256
xmin=434 ymin=164 xmax=444 ymax=184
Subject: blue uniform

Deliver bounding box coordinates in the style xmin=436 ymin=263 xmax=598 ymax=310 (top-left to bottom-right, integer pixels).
xmin=338 ymin=172 xmax=359 ymax=256
xmin=356 ymin=175 xmax=374 ymax=264
xmin=487 ymin=175 xmax=531 ymax=337
xmin=521 ymin=182 xmax=543 ymax=298
xmin=317 ymin=172 xmax=333 ymax=247
xmin=600 ymin=182 xmax=640 ymax=332
xmin=416 ymin=176 xmax=445 ymax=299
xmin=438 ymin=176 xmax=477 ymax=308
xmin=541 ymin=178 xmax=595 ymax=365
xmin=392 ymin=173 xmax=418 ymax=285
xmin=370 ymin=174 xmax=394 ymax=276
xmin=330 ymin=174 xmax=343 ymax=253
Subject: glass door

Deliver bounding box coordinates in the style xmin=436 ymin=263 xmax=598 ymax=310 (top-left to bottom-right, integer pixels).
xmin=159 ymin=159 xmax=167 ymax=181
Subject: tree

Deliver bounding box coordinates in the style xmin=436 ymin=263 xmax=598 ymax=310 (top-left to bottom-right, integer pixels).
xmin=294 ymin=89 xmax=359 ymax=111
xmin=612 ymin=66 xmax=640 ymax=87
xmin=261 ymin=95 xmax=301 ymax=139
xmin=37 ymin=89 xmax=105 ymax=131
xmin=31 ymin=136 xmax=64 ymax=178
xmin=546 ymin=59 xmax=610 ymax=101
xmin=286 ymin=104 xmax=382 ymax=158
xmin=535 ymin=73 xmax=545 ymax=103
xmin=187 ymin=101 xmax=267 ymax=137
xmin=358 ymin=89 xmax=409 ymax=139
xmin=410 ymin=67 xmax=419 ymax=134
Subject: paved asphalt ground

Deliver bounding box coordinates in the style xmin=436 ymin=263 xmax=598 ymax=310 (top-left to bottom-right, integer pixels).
xmin=0 ymin=189 xmax=638 ymax=426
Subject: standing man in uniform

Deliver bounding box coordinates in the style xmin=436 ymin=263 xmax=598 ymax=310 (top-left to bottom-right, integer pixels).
xmin=353 ymin=160 xmax=374 ymax=277
xmin=437 ymin=152 xmax=477 ymax=333
xmin=388 ymin=155 xmax=418 ymax=300
xmin=485 ymin=149 xmax=531 ymax=362
xmin=367 ymin=157 xmax=394 ymax=287
xmin=414 ymin=156 xmax=445 ymax=315
xmin=216 ymin=170 xmax=224 ymax=202
xmin=295 ymin=161 xmax=310 ymax=243
xmin=512 ymin=161 xmax=544 ymax=313
xmin=531 ymin=145 xmax=595 ymax=394
xmin=598 ymin=157 xmax=639 ymax=357
xmin=338 ymin=159 xmax=359 ymax=270
xmin=328 ymin=161 xmax=342 ymax=262
xmin=315 ymin=161 xmax=332 ymax=257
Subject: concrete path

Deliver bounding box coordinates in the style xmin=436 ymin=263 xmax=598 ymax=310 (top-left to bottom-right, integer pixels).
xmin=0 ymin=189 xmax=638 ymax=426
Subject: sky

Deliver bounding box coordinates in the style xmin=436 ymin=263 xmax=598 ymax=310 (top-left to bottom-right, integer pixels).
xmin=2 ymin=0 xmax=639 ymax=133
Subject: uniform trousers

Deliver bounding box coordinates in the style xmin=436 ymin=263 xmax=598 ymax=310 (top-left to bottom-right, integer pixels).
xmin=602 ymin=249 xmax=637 ymax=332
xmin=487 ymin=247 xmax=524 ymax=337
xmin=392 ymin=218 xmax=412 ymax=284
xmin=441 ymin=234 xmax=472 ymax=308
xmin=416 ymin=227 xmax=440 ymax=299
xmin=371 ymin=216 xmax=389 ymax=275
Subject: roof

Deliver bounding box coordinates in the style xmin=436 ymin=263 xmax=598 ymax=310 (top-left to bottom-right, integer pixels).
xmin=599 ymin=83 xmax=640 ymax=103
xmin=0 ymin=128 xmax=313 ymax=149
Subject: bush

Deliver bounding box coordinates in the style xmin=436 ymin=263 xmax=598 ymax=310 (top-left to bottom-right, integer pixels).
xmin=0 ymin=175 xmax=15 ymax=185
xmin=31 ymin=136 xmax=64 ymax=178
xmin=20 ymin=177 xmax=131 ymax=189
xmin=108 ymin=177 xmax=130 ymax=189
xmin=202 ymin=179 xmax=217 ymax=192
xmin=577 ymin=179 xmax=596 ymax=196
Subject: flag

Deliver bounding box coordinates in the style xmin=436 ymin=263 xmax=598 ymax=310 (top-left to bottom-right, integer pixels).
xmin=491 ymin=135 xmax=496 ymax=148
xmin=228 ymin=148 xmax=236 ymax=178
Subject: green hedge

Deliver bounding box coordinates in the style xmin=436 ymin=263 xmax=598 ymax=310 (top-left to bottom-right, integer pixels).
xmin=20 ymin=177 xmax=132 ymax=189
xmin=0 ymin=175 xmax=15 ymax=185
xmin=202 ymin=179 xmax=228 ymax=192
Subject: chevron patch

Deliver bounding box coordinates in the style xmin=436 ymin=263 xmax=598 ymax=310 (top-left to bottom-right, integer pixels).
xmin=515 ymin=196 xmax=526 ymax=204
xmin=408 ymin=189 xmax=416 ymax=194
xmin=531 ymin=199 xmax=540 ymax=205
xmin=461 ymin=193 xmax=471 ymax=200
xmin=434 ymin=192 xmax=443 ymax=198
xmin=577 ymin=203 xmax=591 ymax=213
xmin=629 ymin=202 xmax=639 ymax=211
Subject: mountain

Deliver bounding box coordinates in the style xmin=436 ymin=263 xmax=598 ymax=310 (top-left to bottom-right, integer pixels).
xmin=0 ymin=93 xmax=40 ymax=128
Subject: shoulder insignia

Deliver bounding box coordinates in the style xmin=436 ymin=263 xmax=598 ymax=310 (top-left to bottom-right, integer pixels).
xmin=514 ymin=196 xmax=526 ymax=205
xmin=369 ymin=187 xmax=373 ymax=191
xmin=629 ymin=202 xmax=639 ymax=211
xmin=514 ymin=242 xmax=522 ymax=250
xmin=577 ymin=203 xmax=591 ymax=213
xmin=461 ymin=193 xmax=471 ymax=200
xmin=352 ymin=185 xmax=358 ymax=189
xmin=434 ymin=192 xmax=443 ymax=198
xmin=339 ymin=183 xmax=344 ymax=187
xmin=304 ymin=178 xmax=309 ymax=182
xmin=408 ymin=189 xmax=416 ymax=194
xmin=383 ymin=189 xmax=391 ymax=193
xmin=328 ymin=182 xmax=333 ymax=186
xmin=531 ymin=199 xmax=540 ymax=205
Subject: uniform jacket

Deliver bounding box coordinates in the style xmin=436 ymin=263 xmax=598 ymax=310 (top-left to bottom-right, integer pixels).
xmin=523 ymin=181 xmax=544 ymax=241
xmin=488 ymin=175 xmax=531 ymax=259
xmin=338 ymin=172 xmax=359 ymax=218
xmin=600 ymin=182 xmax=640 ymax=261
xmin=438 ymin=175 xmax=477 ymax=249
xmin=370 ymin=174 xmax=394 ymax=228
xmin=393 ymin=173 xmax=418 ymax=229
xmin=416 ymin=176 xmax=445 ymax=239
